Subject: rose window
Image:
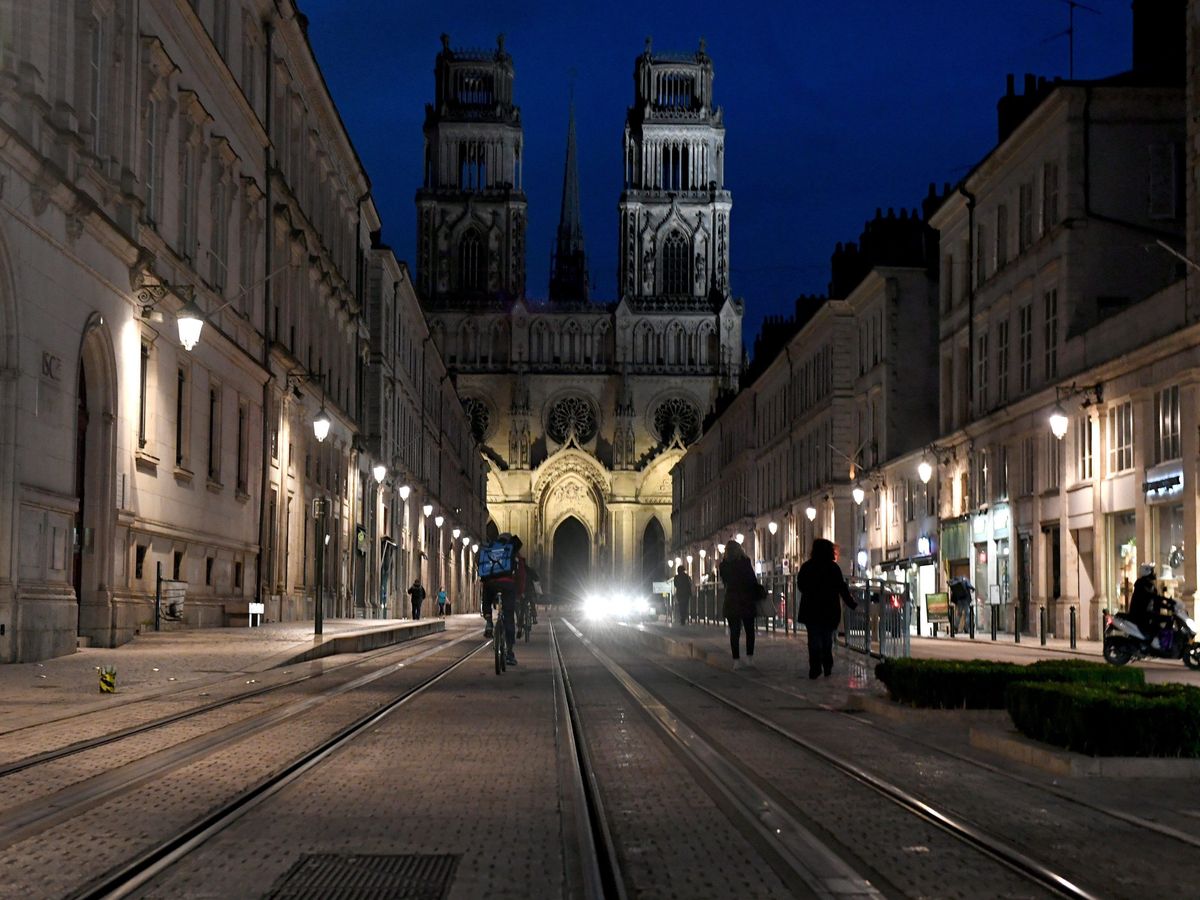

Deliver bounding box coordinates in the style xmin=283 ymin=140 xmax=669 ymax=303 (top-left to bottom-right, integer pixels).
xmin=462 ymin=397 xmax=490 ymax=443
xmin=654 ymin=398 xmax=700 ymax=445
xmin=547 ymin=396 xmax=598 ymax=445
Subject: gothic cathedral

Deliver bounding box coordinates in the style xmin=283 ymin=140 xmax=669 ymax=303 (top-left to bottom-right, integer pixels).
xmin=415 ymin=36 xmax=742 ymax=597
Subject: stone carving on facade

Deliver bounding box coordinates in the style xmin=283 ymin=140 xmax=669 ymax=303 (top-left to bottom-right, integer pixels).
xmin=461 ymin=397 xmax=490 ymax=442
xmin=546 ymin=395 xmax=598 ymax=446
xmin=653 ymin=397 xmax=700 ymax=446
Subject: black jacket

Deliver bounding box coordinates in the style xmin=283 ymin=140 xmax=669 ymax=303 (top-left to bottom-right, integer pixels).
xmin=719 ymin=554 xmax=759 ymax=618
xmin=673 ymin=573 xmax=693 ymax=602
xmin=407 ymin=583 xmax=426 ymax=602
xmin=796 ymin=541 xmax=854 ymax=629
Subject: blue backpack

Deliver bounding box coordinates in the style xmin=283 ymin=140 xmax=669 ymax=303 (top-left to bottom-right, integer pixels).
xmin=478 ymin=540 xmax=517 ymax=580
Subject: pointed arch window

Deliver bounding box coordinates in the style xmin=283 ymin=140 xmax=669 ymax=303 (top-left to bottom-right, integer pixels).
xmin=459 ymin=229 xmax=487 ymax=292
xmin=662 ymin=230 xmax=689 ymax=297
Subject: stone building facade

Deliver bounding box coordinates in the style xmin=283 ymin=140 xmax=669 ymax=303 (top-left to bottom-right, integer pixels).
xmin=675 ymin=0 xmax=1195 ymax=642
xmin=0 ymin=1 xmax=485 ymax=661
xmin=416 ymin=38 xmax=742 ymax=597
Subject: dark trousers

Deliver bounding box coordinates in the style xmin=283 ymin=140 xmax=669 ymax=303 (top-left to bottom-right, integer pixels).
xmin=807 ymin=626 xmax=836 ymax=675
xmin=678 ymin=597 xmax=690 ymax=625
xmin=485 ymin=582 xmax=518 ymax=654
xmin=410 ymin=599 xmax=422 ymax=620
xmin=727 ymin=614 xmax=755 ymax=659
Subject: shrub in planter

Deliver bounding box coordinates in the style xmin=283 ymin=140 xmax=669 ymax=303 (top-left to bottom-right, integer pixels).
xmin=1006 ymin=681 xmax=1200 ymax=757
xmin=873 ymin=658 xmax=1144 ymax=709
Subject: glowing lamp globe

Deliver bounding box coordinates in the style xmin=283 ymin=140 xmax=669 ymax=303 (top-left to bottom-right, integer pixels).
xmin=805 ymin=506 xmax=817 ymax=521
xmin=312 ymin=409 xmax=332 ymax=443
xmin=1049 ymin=404 xmax=1069 ymax=440
xmin=767 ymin=521 xmax=778 ymax=535
xmin=852 ymin=486 xmax=865 ymax=506
xmin=918 ymin=459 xmax=933 ymax=484
xmin=372 ymin=464 xmax=387 ymax=484
xmin=398 ymin=485 xmax=411 ymax=500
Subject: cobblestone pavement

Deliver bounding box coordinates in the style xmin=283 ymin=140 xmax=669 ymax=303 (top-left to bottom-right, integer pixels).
xmin=137 ymin=619 xmax=564 ymax=900
xmin=4 ymin=610 xmax=1197 ymax=898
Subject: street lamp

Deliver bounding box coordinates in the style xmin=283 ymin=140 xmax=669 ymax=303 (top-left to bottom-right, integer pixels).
xmin=767 ymin=521 xmax=778 ymax=535
xmin=372 ymin=464 xmax=387 ymax=484
xmin=686 ymin=554 xmax=693 ymax=564
xmin=717 ymin=543 xmax=726 ymax=554
xmin=422 ymin=503 xmax=433 ymax=517
xmin=434 ymin=515 xmax=444 ymax=528
xmin=1048 ymin=383 xmax=1103 ymax=440
xmin=674 ymin=556 xmax=682 ymax=567
xmin=312 ymin=406 xmax=331 ymax=443
xmin=734 ymin=532 xmax=745 ymax=544
xmin=805 ymin=505 xmax=817 ymax=521
xmin=175 ymin=297 xmax=206 ymax=351
xmin=852 ymin=485 xmax=865 ymax=506
xmin=462 ymin=535 xmax=471 ymax=546
xmin=452 ymin=527 xmax=461 ymax=539
xmin=398 ymin=485 xmax=411 ymax=500
xmin=698 ymin=548 xmax=707 ymax=559
xmin=917 ymin=458 xmax=933 ymax=484
xmin=1049 ymin=403 xmax=1069 ymax=440
xmin=472 ymin=543 xmax=479 ymax=553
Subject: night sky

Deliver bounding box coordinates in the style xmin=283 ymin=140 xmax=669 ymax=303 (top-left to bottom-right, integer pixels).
xmin=301 ymin=0 xmax=1132 ymax=353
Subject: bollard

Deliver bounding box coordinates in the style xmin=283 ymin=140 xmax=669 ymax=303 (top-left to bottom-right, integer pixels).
xmin=1040 ymin=605 xmax=1047 ymax=646
xmin=991 ymin=605 xmax=998 ymax=641
xmin=932 ymin=621 xmax=939 ymax=639
xmin=99 ymin=665 xmax=116 ymax=693
xmin=968 ymin=604 xmax=975 ymax=640
xmin=1070 ymin=606 xmax=1077 ymax=649
xmin=1014 ymin=606 xmax=1021 ymax=644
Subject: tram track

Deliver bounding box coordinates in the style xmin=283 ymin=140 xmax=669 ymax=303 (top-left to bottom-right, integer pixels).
xmin=65 ymin=635 xmax=487 ymax=900
xmin=0 ymin=628 xmax=457 ymax=778
xmin=562 ymin=617 xmax=1103 ymax=900
xmin=0 ymin=631 xmax=483 ymax=860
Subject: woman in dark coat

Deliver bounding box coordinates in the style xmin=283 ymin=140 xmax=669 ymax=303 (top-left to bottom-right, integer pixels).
xmin=796 ymin=538 xmax=856 ymax=679
xmin=718 ymin=540 xmax=760 ymax=670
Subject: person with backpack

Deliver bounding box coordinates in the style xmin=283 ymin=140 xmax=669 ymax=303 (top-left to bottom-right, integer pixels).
xmin=479 ymin=533 xmax=526 ymax=667
xmin=407 ymin=578 xmax=426 ymax=620
xmin=796 ymin=538 xmax=856 ymax=679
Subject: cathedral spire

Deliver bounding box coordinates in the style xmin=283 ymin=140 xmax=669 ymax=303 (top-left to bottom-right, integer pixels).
xmin=549 ymin=100 xmax=589 ymax=302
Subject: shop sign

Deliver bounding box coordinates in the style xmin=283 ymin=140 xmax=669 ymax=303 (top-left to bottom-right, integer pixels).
xmin=1143 ymin=472 xmax=1182 ymax=499
xmin=992 ymin=505 xmax=1010 ymax=536
xmin=917 ymin=535 xmax=932 ymax=556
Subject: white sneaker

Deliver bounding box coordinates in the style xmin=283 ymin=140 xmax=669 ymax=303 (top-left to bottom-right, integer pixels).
xmin=733 ymin=658 xmax=746 ymax=671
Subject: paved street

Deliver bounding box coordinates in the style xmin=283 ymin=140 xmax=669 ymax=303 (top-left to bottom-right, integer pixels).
xmin=0 ymin=611 xmax=1195 ymax=898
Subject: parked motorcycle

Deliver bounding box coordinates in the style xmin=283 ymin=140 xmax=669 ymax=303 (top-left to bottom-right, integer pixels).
xmin=1103 ymin=594 xmax=1200 ymax=669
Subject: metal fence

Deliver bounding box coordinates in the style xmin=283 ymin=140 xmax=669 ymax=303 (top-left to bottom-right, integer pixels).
xmin=689 ymin=574 xmax=912 ymax=659
xmin=843 ymin=578 xmax=912 ymax=659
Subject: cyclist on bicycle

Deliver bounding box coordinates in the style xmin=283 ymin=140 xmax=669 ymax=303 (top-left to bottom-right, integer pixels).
xmin=482 ymin=533 xmax=526 ymax=667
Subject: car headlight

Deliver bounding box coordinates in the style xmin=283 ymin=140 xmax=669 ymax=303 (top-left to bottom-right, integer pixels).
xmin=583 ymin=594 xmax=609 ymax=619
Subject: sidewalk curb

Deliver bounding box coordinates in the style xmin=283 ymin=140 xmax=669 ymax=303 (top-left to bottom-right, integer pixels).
xmin=260 ymin=620 xmax=446 ymax=669
xmin=846 ymin=693 xmax=1009 ymax=727
xmin=968 ymin=726 xmax=1200 ymax=777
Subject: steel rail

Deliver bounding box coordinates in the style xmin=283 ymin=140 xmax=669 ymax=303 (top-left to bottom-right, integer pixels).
xmin=67 ymin=637 xmax=488 ymax=900
xmin=0 ymin=629 xmax=455 ymax=778
xmin=549 ymin=621 xmax=627 ymax=900
xmin=560 ymin=619 xmax=881 ymax=900
xmin=635 ymin=642 xmax=1103 ymax=900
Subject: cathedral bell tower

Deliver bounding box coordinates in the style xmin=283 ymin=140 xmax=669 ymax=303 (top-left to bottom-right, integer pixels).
xmin=618 ymin=39 xmax=731 ymax=308
xmin=416 ymin=35 xmax=527 ymax=306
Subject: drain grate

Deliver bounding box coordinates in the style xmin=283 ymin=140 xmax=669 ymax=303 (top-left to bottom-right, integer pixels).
xmin=263 ymin=853 xmax=459 ymax=899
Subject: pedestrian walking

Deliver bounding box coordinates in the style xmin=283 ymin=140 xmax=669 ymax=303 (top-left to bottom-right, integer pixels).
xmin=796 ymin=538 xmax=856 ymax=679
xmin=718 ymin=540 xmax=761 ymax=670
xmin=407 ymin=578 xmax=426 ymax=620
xmin=672 ymin=565 xmax=693 ymax=626
xmin=436 ymin=588 xmax=448 ymax=617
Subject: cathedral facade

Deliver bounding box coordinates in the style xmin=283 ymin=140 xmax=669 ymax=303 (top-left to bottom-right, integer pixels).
xmin=416 ymin=37 xmax=742 ymax=597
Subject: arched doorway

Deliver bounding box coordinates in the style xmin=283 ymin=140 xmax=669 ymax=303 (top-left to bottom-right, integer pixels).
xmin=551 ymin=516 xmax=590 ymax=603
xmin=641 ymin=517 xmax=667 ymax=590
xmin=76 ymin=317 xmax=118 ymax=646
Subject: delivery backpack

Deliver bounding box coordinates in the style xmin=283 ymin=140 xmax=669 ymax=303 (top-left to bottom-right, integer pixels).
xmin=478 ymin=539 xmax=517 ymax=581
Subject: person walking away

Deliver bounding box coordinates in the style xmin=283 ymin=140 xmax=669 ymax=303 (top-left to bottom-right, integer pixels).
xmin=407 ymin=579 xmax=426 ymax=620
xmin=673 ymin=565 xmax=693 ymax=626
xmin=796 ymin=539 xmax=856 ymax=679
xmin=436 ymin=588 xmax=448 ymax=617
xmin=718 ymin=541 xmax=760 ymax=670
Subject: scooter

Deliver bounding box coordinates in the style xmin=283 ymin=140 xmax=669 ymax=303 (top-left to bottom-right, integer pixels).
xmin=1103 ymin=595 xmax=1200 ymax=669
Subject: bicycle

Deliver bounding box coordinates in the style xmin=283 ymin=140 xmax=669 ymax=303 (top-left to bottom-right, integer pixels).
xmin=492 ymin=592 xmax=507 ymax=675
xmin=517 ymin=593 xmax=533 ymax=643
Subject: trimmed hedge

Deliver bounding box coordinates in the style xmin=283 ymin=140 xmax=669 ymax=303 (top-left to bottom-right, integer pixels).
xmin=874 ymin=658 xmax=1144 ymax=709
xmin=1007 ymin=681 xmax=1200 ymax=757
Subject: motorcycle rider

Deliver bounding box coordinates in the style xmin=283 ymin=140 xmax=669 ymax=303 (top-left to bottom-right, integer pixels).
xmin=1128 ymin=567 xmax=1171 ymax=646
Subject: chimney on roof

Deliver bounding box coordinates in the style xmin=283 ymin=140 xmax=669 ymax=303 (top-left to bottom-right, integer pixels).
xmin=1131 ymin=0 xmax=1185 ymax=84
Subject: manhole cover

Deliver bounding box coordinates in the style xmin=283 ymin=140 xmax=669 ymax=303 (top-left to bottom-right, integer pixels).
xmin=263 ymin=853 xmax=459 ymax=899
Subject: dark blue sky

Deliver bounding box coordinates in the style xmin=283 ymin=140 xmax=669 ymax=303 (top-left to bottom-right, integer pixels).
xmin=301 ymin=0 xmax=1132 ymax=353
